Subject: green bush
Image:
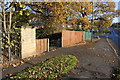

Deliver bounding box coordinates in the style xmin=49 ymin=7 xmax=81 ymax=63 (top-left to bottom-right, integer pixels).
xmin=11 ymin=55 xmax=78 ymax=79
xmin=66 ymin=27 xmax=82 ymax=31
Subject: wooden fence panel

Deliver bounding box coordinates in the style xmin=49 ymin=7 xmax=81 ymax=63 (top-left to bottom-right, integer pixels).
xmin=84 ymin=32 xmax=92 ymax=40
xmin=62 ymin=30 xmax=84 ymax=47
xmin=36 ymin=39 xmax=49 ymax=55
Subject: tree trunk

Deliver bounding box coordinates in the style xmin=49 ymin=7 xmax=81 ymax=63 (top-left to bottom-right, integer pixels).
xmin=1 ymin=2 xmax=12 ymax=61
xmin=1 ymin=2 xmax=7 ymax=33
xmin=8 ymin=34 xmax=11 ymax=61
xmin=8 ymin=7 xmax=12 ymax=61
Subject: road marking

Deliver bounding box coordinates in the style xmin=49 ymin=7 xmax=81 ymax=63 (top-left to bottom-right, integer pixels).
xmin=106 ymin=38 xmax=120 ymax=61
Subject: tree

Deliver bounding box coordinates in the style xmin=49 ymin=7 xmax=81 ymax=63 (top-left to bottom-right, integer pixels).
xmin=25 ymin=2 xmax=71 ymax=36
xmin=0 ymin=2 xmax=30 ymax=61
xmin=93 ymin=2 xmax=116 ymax=31
xmin=65 ymin=2 xmax=92 ymax=30
xmin=27 ymin=2 xmax=93 ymax=32
xmin=116 ymin=9 xmax=120 ymax=16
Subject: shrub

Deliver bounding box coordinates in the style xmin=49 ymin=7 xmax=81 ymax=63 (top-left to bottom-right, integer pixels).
xmin=11 ymin=55 xmax=78 ymax=79
xmin=116 ymin=68 xmax=120 ymax=79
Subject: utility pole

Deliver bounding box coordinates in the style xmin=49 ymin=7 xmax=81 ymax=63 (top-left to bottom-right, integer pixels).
xmin=0 ymin=2 xmax=3 ymax=79
xmin=91 ymin=1 xmax=94 ymax=42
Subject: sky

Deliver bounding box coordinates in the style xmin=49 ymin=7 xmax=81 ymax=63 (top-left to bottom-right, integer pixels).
xmin=112 ymin=1 xmax=120 ymax=23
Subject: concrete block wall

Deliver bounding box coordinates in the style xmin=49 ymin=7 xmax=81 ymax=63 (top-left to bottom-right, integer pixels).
xmin=21 ymin=26 xmax=36 ymax=58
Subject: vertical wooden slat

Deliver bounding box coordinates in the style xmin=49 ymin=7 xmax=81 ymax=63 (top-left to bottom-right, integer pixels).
xmin=42 ymin=39 xmax=43 ymax=53
xmin=44 ymin=39 xmax=46 ymax=51
xmin=47 ymin=39 xmax=49 ymax=52
xmin=45 ymin=39 xmax=47 ymax=51
xmin=41 ymin=39 xmax=43 ymax=53
xmin=44 ymin=39 xmax=45 ymax=51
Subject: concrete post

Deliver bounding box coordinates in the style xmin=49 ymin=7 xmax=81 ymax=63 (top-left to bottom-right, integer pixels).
xmin=21 ymin=26 xmax=36 ymax=58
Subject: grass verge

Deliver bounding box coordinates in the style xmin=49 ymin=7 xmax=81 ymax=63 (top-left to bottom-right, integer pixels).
xmin=9 ymin=55 xmax=79 ymax=79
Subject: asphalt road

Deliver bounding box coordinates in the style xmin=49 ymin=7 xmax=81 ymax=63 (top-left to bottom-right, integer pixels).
xmin=108 ymin=28 xmax=120 ymax=48
xmin=61 ymin=39 xmax=118 ymax=79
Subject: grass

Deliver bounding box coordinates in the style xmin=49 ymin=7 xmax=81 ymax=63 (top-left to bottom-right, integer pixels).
xmin=10 ymin=55 xmax=79 ymax=79
xmin=66 ymin=28 xmax=82 ymax=31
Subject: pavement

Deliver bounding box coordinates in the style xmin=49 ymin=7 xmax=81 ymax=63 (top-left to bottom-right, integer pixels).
xmin=2 ymin=39 xmax=119 ymax=79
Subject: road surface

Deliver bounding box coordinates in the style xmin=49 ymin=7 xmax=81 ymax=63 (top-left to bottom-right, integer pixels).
xmin=108 ymin=28 xmax=120 ymax=48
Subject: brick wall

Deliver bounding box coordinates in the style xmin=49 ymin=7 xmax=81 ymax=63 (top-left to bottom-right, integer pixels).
xmin=21 ymin=26 xmax=36 ymax=58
